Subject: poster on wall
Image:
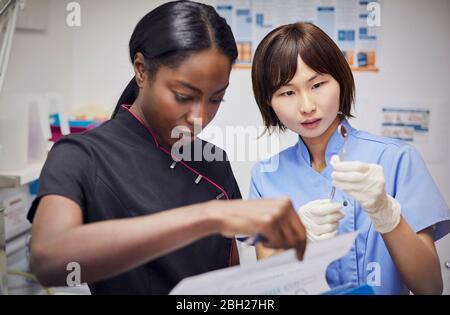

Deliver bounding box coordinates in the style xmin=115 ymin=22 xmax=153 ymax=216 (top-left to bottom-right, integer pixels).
xmin=381 ymin=106 xmax=448 ymax=164
xmin=211 ymin=0 xmax=380 ymax=71
xmin=381 ymin=108 xmax=430 ymax=143
xmin=216 ymin=0 xmax=253 ymax=64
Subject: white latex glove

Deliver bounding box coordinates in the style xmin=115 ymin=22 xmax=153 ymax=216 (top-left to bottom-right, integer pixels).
xmin=330 ymin=155 xmax=401 ymax=234
xmin=298 ymin=199 xmax=345 ymax=242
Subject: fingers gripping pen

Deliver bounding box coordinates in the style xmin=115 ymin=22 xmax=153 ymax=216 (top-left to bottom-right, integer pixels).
xmin=236 ymin=234 xmax=268 ymax=246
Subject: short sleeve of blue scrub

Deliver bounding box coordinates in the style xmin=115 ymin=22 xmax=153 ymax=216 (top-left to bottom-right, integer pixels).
xmin=382 ymin=143 xmax=450 ymax=240
xmin=248 ymin=119 xmax=450 ymax=294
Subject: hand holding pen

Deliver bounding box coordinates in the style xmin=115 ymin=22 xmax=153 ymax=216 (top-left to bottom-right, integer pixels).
xmin=209 ymin=198 xmax=307 ymax=260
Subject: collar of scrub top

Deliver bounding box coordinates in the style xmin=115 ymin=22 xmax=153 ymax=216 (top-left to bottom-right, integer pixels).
xmin=237 ymin=120 xmax=355 ymax=246
xmin=241 ymin=121 xmax=354 ymax=246
xmin=120 ymin=104 xmax=230 ymax=200
xmin=296 ymin=119 xmax=353 ymax=166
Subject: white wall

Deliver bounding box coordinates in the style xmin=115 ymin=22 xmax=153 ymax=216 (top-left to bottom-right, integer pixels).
xmin=3 ymin=0 xmax=73 ymax=104
xmin=350 ymin=0 xmax=450 ymax=206
xmin=71 ymin=0 xmax=169 ymax=110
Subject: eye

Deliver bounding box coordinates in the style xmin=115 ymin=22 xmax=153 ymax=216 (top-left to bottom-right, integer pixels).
xmin=281 ymin=91 xmax=295 ymax=97
xmin=312 ymin=82 xmax=326 ymax=90
xmin=175 ymin=93 xmax=193 ymax=103
xmin=210 ymin=98 xmax=224 ymax=105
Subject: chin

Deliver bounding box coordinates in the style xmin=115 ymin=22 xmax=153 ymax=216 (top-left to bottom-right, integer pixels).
xmin=294 ymin=126 xmax=325 ymax=139
xmin=299 ymin=131 xmax=322 ymax=139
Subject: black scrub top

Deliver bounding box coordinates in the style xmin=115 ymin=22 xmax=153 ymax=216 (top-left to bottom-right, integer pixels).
xmin=28 ymin=105 xmax=242 ymax=294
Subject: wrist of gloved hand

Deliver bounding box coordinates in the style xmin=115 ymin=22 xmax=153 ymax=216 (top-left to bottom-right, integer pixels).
xmin=365 ymin=193 xmax=401 ymax=234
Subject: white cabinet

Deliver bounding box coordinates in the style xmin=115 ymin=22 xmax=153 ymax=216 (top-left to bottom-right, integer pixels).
xmin=0 ymin=162 xmax=40 ymax=294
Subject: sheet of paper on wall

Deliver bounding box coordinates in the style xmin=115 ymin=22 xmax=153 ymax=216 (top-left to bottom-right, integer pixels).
xmin=381 ymin=105 xmax=449 ymax=163
xmin=170 ymin=232 xmax=357 ymax=295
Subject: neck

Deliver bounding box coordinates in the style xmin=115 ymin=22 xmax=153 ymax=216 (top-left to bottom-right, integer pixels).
xmin=129 ymin=100 xmax=148 ymax=126
xmin=302 ymin=117 xmax=340 ymax=172
xmin=129 ymin=99 xmax=170 ymax=148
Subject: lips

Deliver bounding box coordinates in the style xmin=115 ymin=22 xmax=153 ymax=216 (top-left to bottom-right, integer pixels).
xmin=301 ymin=118 xmax=321 ymax=129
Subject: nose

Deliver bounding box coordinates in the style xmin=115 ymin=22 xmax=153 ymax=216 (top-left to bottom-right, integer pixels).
xmin=299 ymin=94 xmax=316 ymax=114
xmin=186 ymin=100 xmax=208 ymax=126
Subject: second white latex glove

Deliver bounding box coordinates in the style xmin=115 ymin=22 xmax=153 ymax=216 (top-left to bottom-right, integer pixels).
xmin=330 ymin=155 xmax=401 ymax=234
xmin=298 ymin=199 xmax=345 ymax=242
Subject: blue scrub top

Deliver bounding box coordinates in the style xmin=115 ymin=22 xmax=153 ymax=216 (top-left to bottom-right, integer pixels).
xmin=249 ymin=119 xmax=450 ymax=294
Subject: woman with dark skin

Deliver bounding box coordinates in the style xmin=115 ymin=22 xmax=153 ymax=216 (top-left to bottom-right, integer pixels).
xmin=28 ymin=1 xmax=306 ymax=294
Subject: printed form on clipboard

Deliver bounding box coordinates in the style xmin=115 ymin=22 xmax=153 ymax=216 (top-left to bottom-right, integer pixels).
xmin=170 ymin=232 xmax=358 ymax=295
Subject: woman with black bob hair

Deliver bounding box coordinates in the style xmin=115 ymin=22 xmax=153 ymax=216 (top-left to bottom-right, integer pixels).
xmin=28 ymin=1 xmax=306 ymax=294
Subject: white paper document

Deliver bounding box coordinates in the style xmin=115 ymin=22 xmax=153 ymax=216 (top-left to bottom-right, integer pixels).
xmin=170 ymin=232 xmax=357 ymax=295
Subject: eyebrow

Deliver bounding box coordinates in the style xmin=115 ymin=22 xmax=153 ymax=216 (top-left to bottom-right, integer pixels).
xmin=307 ymin=73 xmax=321 ymax=82
xmin=282 ymin=73 xmax=321 ymax=87
xmin=176 ymin=81 xmax=229 ymax=95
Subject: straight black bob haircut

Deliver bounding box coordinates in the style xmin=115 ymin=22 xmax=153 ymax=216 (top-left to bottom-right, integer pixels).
xmin=111 ymin=0 xmax=238 ymax=118
xmin=252 ymin=22 xmax=355 ymax=132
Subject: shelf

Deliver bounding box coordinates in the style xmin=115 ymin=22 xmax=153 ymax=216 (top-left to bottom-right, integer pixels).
xmin=0 ymin=162 xmax=44 ymax=189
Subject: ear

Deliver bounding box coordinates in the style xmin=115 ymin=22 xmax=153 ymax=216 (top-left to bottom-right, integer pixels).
xmin=133 ymin=52 xmax=148 ymax=88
